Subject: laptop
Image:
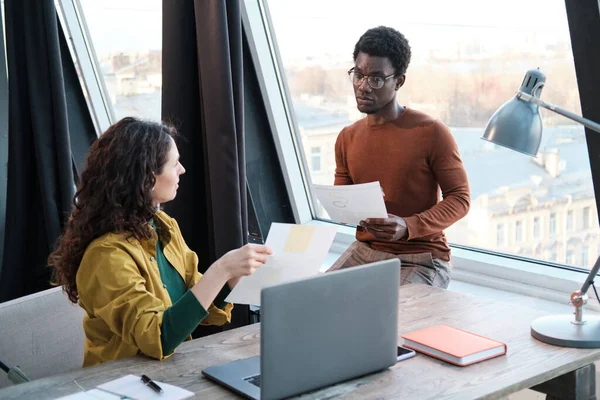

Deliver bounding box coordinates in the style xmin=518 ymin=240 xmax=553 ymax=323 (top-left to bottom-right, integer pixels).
xmin=202 ymin=259 xmax=400 ymax=400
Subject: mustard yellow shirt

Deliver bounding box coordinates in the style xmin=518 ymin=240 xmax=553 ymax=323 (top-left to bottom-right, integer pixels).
xmin=76 ymin=210 xmax=233 ymax=367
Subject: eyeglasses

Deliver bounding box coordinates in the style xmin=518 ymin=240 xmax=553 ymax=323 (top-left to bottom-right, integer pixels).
xmin=348 ymin=68 xmax=397 ymax=90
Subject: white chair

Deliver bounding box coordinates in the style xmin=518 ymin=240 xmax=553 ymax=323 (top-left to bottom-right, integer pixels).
xmin=0 ymin=286 xmax=85 ymax=388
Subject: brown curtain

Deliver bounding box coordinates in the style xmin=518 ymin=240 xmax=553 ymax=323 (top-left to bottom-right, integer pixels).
xmin=161 ymin=0 xmax=249 ymax=334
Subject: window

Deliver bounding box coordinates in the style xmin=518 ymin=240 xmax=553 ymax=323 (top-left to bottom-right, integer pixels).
xmin=310 ymin=146 xmax=322 ymax=173
xmin=583 ymin=206 xmax=590 ymax=230
xmin=77 ymin=0 xmax=162 ymax=120
xmin=533 ymin=217 xmax=541 ymax=240
xmin=582 ymin=246 xmax=589 ymax=268
xmin=567 ymin=210 xmax=573 ymax=232
xmin=549 ymin=213 xmax=556 ymax=236
xmin=266 ymin=0 xmax=597 ymax=267
xmin=496 ymin=223 xmax=504 ymax=247
xmin=515 ymin=220 xmax=522 ymax=243
xmin=566 ymin=250 xmax=575 ymax=265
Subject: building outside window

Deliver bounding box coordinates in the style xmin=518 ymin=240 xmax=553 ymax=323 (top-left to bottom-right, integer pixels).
xmin=78 ymin=0 xmax=162 ymax=120
xmin=549 ymin=213 xmax=556 ymax=236
xmin=310 ymin=146 xmax=322 ymax=173
xmin=496 ymin=223 xmax=504 ymax=247
xmin=566 ymin=250 xmax=575 ymax=265
xmin=567 ymin=210 xmax=573 ymax=232
xmin=266 ymin=0 xmax=597 ymax=269
xmin=583 ymin=206 xmax=590 ymax=230
xmin=582 ymin=246 xmax=589 ymax=268
xmin=533 ymin=217 xmax=541 ymax=240
xmin=70 ymin=0 xmax=600 ymax=272
xmin=515 ymin=220 xmax=522 ymax=243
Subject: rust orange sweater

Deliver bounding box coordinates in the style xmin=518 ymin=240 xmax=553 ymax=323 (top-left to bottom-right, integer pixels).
xmin=334 ymin=108 xmax=470 ymax=261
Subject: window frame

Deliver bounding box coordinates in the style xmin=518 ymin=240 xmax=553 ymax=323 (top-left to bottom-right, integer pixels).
xmin=57 ymin=0 xmax=600 ymax=304
xmin=56 ymin=0 xmax=114 ymax=133
xmin=243 ymin=0 xmax=600 ymax=303
xmin=241 ymin=0 xmax=313 ymax=224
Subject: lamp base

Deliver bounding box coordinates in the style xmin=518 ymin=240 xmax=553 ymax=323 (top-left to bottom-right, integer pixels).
xmin=531 ymin=314 xmax=600 ymax=348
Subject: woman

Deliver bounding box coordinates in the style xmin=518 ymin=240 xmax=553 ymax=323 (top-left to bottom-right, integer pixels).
xmin=49 ymin=117 xmax=272 ymax=367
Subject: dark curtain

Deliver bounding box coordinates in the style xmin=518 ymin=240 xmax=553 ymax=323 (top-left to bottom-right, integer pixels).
xmin=565 ymin=0 xmax=600 ymax=228
xmin=0 ymin=0 xmax=76 ymax=302
xmin=162 ymin=0 xmax=249 ymax=334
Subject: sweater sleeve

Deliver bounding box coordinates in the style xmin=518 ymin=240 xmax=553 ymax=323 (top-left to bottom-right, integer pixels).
xmin=403 ymin=122 xmax=471 ymax=239
xmin=160 ymin=290 xmax=208 ymax=355
xmin=213 ymin=284 xmax=232 ymax=310
xmin=169 ymin=215 xmax=234 ymax=325
xmin=334 ymin=128 xmax=354 ymax=185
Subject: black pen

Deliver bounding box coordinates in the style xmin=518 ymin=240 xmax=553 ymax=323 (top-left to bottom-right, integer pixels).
xmin=141 ymin=374 xmax=163 ymax=394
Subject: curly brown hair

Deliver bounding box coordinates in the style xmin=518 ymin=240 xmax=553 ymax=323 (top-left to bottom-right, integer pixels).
xmin=49 ymin=117 xmax=177 ymax=303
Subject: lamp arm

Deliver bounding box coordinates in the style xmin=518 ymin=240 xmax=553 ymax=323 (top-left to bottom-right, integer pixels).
xmin=517 ymin=91 xmax=600 ymax=135
xmin=580 ymin=255 xmax=600 ymax=295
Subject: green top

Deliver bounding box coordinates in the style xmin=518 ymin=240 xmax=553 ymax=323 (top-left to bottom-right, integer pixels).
xmin=152 ymin=222 xmax=232 ymax=355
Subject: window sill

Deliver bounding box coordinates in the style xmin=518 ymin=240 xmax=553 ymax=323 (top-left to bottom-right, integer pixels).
xmin=304 ymin=219 xmax=600 ymax=311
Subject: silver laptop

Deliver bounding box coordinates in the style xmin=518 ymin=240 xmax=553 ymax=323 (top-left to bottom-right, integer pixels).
xmin=202 ymin=259 xmax=400 ymax=400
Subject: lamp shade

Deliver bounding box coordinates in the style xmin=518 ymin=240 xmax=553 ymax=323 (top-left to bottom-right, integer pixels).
xmin=482 ymin=69 xmax=546 ymax=156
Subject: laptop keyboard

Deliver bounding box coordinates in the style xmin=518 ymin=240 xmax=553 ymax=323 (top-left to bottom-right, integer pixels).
xmin=244 ymin=374 xmax=261 ymax=387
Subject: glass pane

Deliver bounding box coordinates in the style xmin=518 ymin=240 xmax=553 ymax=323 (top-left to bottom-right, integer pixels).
xmin=267 ymin=0 xmax=598 ymax=269
xmin=78 ymin=0 xmax=161 ymax=120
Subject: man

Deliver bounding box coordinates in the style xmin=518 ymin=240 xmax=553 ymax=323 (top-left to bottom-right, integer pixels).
xmin=328 ymin=26 xmax=470 ymax=288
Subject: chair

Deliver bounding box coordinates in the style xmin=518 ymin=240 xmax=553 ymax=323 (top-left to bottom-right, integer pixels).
xmin=0 ymin=287 xmax=85 ymax=388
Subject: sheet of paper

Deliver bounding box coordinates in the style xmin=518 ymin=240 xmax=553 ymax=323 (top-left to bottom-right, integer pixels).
xmin=225 ymin=223 xmax=338 ymax=305
xmin=96 ymin=374 xmax=194 ymax=400
xmin=56 ymin=389 xmax=122 ymax=399
xmin=312 ymin=181 xmax=388 ymax=225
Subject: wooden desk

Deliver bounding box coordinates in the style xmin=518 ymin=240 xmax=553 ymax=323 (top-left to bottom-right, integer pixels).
xmin=2 ymin=284 xmax=600 ymax=399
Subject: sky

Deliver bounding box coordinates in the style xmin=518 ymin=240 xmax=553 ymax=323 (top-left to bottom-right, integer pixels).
xmin=78 ymin=0 xmax=573 ymax=61
xmin=267 ymin=0 xmax=572 ymax=64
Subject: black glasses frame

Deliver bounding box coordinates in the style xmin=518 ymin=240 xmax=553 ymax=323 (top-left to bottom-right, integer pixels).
xmin=348 ymin=67 xmax=397 ymax=89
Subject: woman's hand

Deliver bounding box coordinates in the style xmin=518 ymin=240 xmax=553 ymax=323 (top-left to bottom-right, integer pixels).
xmin=193 ymin=244 xmax=273 ymax=308
xmin=216 ymin=243 xmax=273 ymax=280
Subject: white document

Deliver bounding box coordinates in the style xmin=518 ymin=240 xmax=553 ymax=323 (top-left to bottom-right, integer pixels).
xmin=312 ymin=181 xmax=388 ymax=225
xmin=96 ymin=374 xmax=193 ymax=400
xmin=55 ymin=389 xmax=122 ymax=400
xmin=225 ymin=223 xmax=338 ymax=305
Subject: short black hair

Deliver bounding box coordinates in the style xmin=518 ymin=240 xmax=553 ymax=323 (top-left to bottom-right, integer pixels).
xmin=353 ymin=26 xmax=412 ymax=76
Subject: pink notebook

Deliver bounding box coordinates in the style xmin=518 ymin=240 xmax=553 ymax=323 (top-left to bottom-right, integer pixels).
xmin=402 ymin=325 xmax=507 ymax=367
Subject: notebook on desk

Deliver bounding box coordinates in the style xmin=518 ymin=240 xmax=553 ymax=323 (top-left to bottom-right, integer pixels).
xmin=402 ymin=324 xmax=507 ymax=367
xmin=202 ymin=259 xmax=401 ymax=400
xmin=56 ymin=375 xmax=194 ymax=400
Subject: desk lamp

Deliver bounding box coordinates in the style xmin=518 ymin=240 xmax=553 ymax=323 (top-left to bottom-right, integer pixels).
xmin=482 ymin=68 xmax=600 ymax=347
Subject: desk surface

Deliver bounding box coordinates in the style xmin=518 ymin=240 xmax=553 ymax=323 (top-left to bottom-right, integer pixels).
xmin=3 ymin=284 xmax=600 ymax=400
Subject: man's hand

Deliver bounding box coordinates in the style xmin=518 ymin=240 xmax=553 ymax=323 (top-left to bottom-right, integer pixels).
xmin=359 ymin=213 xmax=407 ymax=241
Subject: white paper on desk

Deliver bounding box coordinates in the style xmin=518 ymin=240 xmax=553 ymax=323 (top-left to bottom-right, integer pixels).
xmin=96 ymin=374 xmax=193 ymax=400
xmin=55 ymin=389 xmax=122 ymax=400
xmin=312 ymin=182 xmax=388 ymax=225
xmin=225 ymin=223 xmax=338 ymax=306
